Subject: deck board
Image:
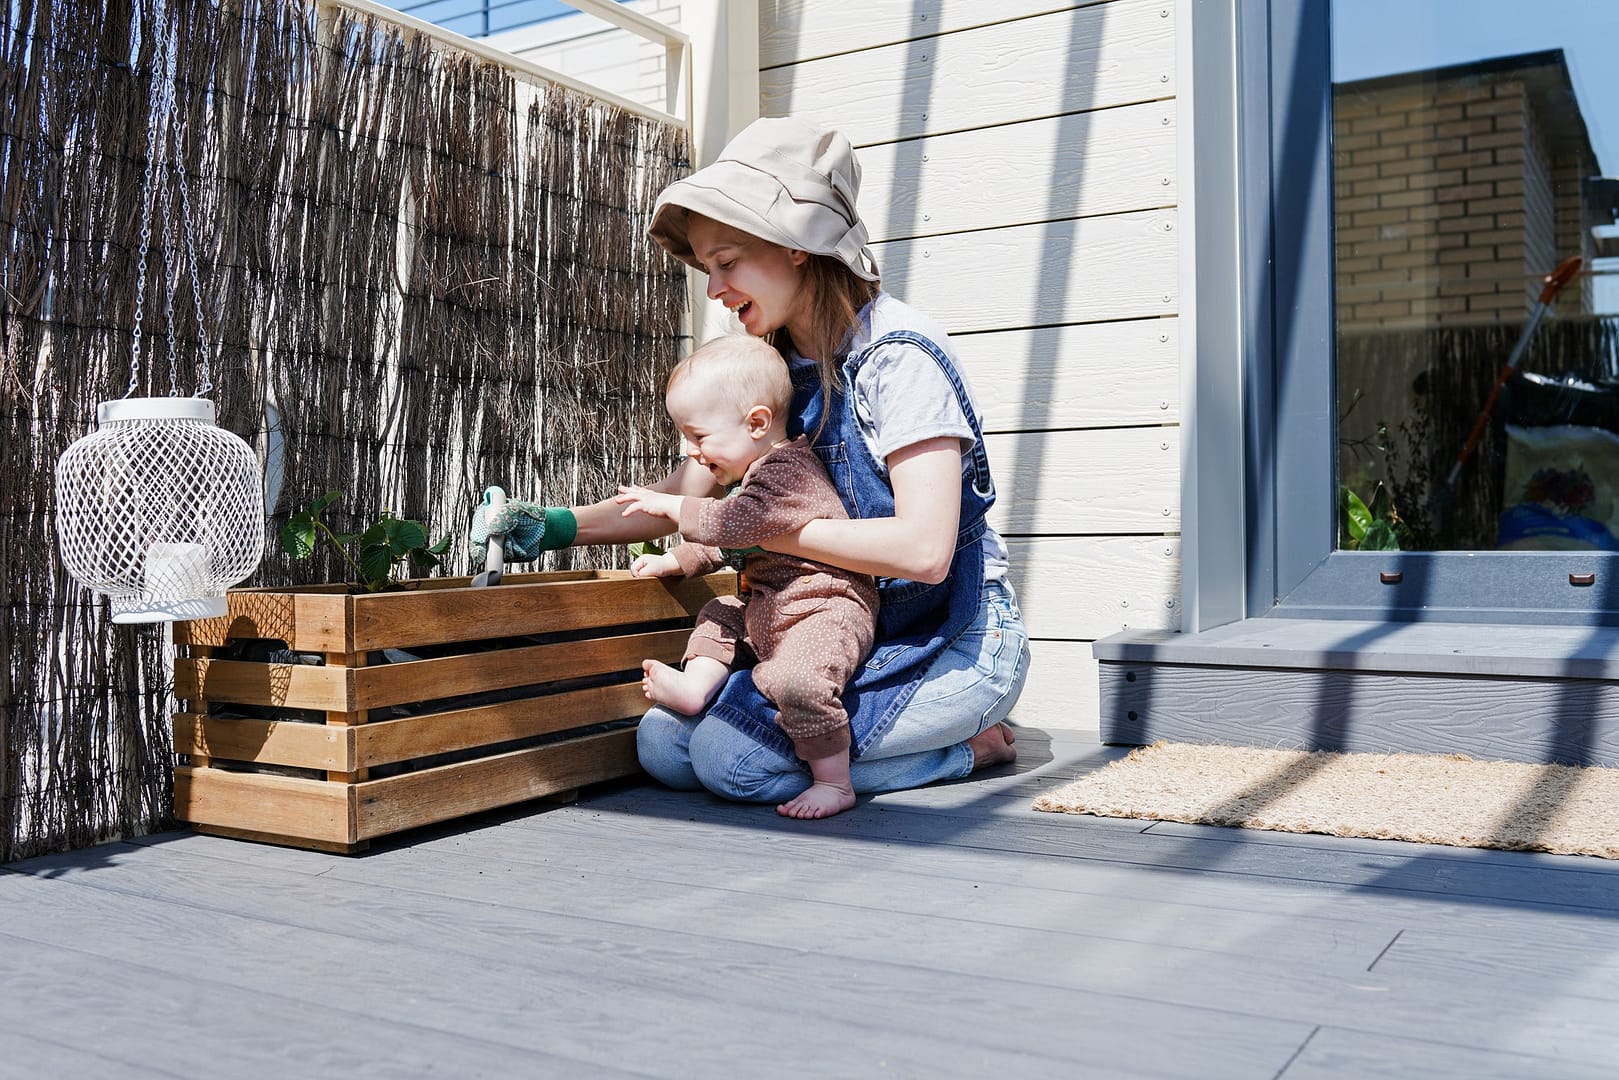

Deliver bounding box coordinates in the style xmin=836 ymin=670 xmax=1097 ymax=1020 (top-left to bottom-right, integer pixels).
xmin=6 ymin=729 xmax=1619 ymax=1078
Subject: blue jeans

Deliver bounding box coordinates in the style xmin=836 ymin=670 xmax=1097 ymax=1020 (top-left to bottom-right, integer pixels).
xmin=636 ymin=579 xmax=1031 ymax=802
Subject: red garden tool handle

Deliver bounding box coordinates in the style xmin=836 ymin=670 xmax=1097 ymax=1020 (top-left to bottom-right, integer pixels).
xmin=1538 ymin=255 xmax=1583 ymax=305
xmin=1444 ymin=255 xmax=1584 ymax=487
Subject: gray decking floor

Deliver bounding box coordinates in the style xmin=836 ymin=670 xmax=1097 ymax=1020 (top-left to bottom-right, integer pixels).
xmin=5 ymin=728 xmax=1619 ymax=1079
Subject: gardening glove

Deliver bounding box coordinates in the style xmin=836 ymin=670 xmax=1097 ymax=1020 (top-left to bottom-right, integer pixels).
xmin=468 ymin=499 xmax=577 ymax=563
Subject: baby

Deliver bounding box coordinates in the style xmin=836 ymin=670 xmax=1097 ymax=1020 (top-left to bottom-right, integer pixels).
xmin=615 ymin=335 xmax=878 ymax=819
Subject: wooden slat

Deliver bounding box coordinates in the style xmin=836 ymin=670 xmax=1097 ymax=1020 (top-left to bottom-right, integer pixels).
xmin=173 ymin=712 xmax=353 ymax=772
xmin=955 ymin=317 xmax=1179 ymax=432
xmin=879 ymin=210 xmax=1178 ymax=335
xmin=174 ymin=590 xmax=351 ymax=652
xmin=352 ymin=728 xmax=640 ymax=840
xmin=175 ymin=628 xmax=690 ymax=712
xmin=173 ymin=766 xmax=354 ymax=845
xmin=350 ymin=628 xmax=690 ymax=709
xmin=759 ymin=0 xmax=1097 ymax=67
xmin=857 ymin=102 xmax=1177 ymax=242
xmin=170 ymin=570 xmax=604 ymax=649
xmin=345 ymin=572 xmax=733 ymax=652
xmin=352 ymin=683 xmax=651 ymax=768
xmin=1009 ymin=536 xmax=1180 ymax=639
xmin=174 ymin=658 xmax=352 ymax=711
xmin=761 ymin=0 xmax=1175 ymax=146
xmin=984 ymin=426 xmax=1180 ymax=533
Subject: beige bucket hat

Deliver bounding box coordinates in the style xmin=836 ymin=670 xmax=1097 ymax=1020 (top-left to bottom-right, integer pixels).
xmin=648 ymin=116 xmax=880 ymax=282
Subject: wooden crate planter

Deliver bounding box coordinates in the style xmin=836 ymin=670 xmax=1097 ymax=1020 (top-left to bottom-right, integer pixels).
xmin=172 ymin=569 xmax=735 ymax=852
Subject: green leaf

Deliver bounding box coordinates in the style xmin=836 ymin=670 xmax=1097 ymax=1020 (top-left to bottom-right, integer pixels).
xmin=383 ymin=518 xmax=428 ymax=556
xmin=1341 ymin=488 xmax=1372 ymax=543
xmin=358 ymin=541 xmax=394 ymax=589
xmin=426 ymin=534 xmax=452 ymax=556
xmin=1360 ymin=520 xmax=1401 ymax=551
xmin=358 ymin=521 xmax=387 ymax=547
xmin=628 ymin=540 xmax=665 ymax=559
xmin=1367 ymin=483 xmax=1392 ymax=524
xmin=279 ymin=518 xmax=316 ymax=560
xmin=310 ymin=491 xmax=342 ymax=514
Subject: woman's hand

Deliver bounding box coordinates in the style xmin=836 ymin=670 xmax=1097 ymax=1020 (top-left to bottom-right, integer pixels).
xmin=615 ymin=484 xmax=685 ymax=523
xmin=761 ymin=436 xmax=965 ymax=583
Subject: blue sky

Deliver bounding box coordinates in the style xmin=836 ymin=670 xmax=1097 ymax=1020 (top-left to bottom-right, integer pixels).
xmin=1332 ymin=0 xmax=1619 ymax=177
xmin=386 ymin=0 xmax=584 ymax=37
xmin=1334 ymin=1 xmax=1619 ymax=310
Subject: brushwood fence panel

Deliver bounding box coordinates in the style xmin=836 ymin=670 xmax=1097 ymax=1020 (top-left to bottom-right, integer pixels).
xmin=0 ymin=0 xmax=689 ymax=860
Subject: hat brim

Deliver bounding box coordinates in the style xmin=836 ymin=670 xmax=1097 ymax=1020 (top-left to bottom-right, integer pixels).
xmin=649 ymin=166 xmax=881 ymax=283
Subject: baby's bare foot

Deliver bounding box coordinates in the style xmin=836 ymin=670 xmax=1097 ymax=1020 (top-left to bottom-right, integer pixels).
xmin=641 ymin=659 xmax=720 ymax=715
xmin=968 ymin=722 xmax=1018 ymax=771
xmin=777 ymin=781 xmax=857 ymax=819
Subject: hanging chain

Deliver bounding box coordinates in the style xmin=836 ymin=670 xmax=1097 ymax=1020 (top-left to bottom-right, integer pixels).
xmin=129 ymin=0 xmax=215 ymax=398
xmin=168 ymin=30 xmax=214 ymax=397
xmin=161 ymin=180 xmax=180 ymax=396
xmin=127 ymin=0 xmax=170 ymax=397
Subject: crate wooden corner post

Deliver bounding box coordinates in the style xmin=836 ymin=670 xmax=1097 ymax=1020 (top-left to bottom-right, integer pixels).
xmin=172 ymin=569 xmax=735 ymax=852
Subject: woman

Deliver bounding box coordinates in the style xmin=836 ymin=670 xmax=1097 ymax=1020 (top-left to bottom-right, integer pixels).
xmin=494 ymin=116 xmax=1029 ymax=804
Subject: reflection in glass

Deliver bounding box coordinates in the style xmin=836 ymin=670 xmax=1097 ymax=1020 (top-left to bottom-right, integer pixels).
xmin=1332 ymin=2 xmax=1619 ymax=553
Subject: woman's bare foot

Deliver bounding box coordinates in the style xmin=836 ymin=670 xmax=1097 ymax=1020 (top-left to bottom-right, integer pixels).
xmin=968 ymin=722 xmax=1018 ymax=771
xmin=640 ymin=657 xmax=726 ymax=715
xmin=778 ymin=781 xmax=857 ymax=819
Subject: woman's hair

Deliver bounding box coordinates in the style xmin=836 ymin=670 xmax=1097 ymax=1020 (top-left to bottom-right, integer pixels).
xmin=666 ymin=333 xmax=794 ymax=419
xmin=767 ymin=253 xmax=880 ymax=436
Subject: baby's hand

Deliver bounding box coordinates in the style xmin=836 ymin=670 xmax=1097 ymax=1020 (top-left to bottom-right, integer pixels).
xmin=631 ymin=552 xmax=682 ymax=578
xmin=616 ymin=485 xmax=683 ymax=522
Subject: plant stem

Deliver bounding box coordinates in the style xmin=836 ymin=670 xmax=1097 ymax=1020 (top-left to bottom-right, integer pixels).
xmin=317 ymin=520 xmax=373 ymax=586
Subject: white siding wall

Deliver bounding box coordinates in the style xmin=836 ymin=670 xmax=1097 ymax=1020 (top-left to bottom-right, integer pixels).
xmin=760 ymin=0 xmax=1183 ymax=733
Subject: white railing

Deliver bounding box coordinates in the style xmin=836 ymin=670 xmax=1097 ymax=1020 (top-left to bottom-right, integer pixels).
xmin=333 ymin=0 xmax=693 ymax=131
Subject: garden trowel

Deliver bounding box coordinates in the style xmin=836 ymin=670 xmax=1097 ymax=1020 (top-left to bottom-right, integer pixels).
xmin=471 ymin=485 xmax=506 ymax=587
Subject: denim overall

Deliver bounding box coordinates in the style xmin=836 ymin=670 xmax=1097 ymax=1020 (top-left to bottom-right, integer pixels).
xmin=702 ymin=329 xmax=998 ymax=761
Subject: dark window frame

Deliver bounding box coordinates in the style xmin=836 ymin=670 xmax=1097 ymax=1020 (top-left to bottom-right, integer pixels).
xmin=1234 ymin=0 xmax=1619 ymax=626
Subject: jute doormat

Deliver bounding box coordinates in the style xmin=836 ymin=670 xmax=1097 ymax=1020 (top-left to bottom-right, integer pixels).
xmin=1031 ymin=741 xmax=1619 ymax=859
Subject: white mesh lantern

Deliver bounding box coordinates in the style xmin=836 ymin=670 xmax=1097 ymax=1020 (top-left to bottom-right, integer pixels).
xmin=56 ymin=398 xmax=264 ymax=623
xmin=54 ymin=9 xmax=264 ymax=623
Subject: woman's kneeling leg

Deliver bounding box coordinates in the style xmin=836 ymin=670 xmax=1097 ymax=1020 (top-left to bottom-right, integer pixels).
xmin=635 ymin=705 xmax=705 ymax=791
xmin=688 ymin=716 xmax=810 ymax=804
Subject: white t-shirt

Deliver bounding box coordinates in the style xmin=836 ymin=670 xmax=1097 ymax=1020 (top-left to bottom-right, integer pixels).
xmin=790 ymin=293 xmax=1011 ymax=582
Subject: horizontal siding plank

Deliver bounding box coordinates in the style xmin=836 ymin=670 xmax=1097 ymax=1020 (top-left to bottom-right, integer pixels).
xmin=956 ymin=317 xmax=1179 ymax=431
xmin=879 ymin=210 xmax=1178 ymax=334
xmin=1009 ymin=639 xmax=1101 ymax=733
xmin=1009 ymin=536 xmax=1180 ymax=639
xmin=857 ymin=102 xmax=1177 ymax=241
xmin=984 ymin=426 xmax=1180 ymax=533
xmin=760 ymin=0 xmax=1102 ymax=67
xmin=761 ymin=0 xmax=1175 ymax=146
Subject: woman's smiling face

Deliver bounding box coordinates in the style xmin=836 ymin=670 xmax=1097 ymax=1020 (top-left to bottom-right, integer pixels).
xmin=686 ymin=214 xmax=811 ymax=341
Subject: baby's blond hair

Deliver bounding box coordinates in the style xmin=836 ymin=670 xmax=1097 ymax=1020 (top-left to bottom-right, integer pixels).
xmin=666 ymin=334 xmax=794 ymax=418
